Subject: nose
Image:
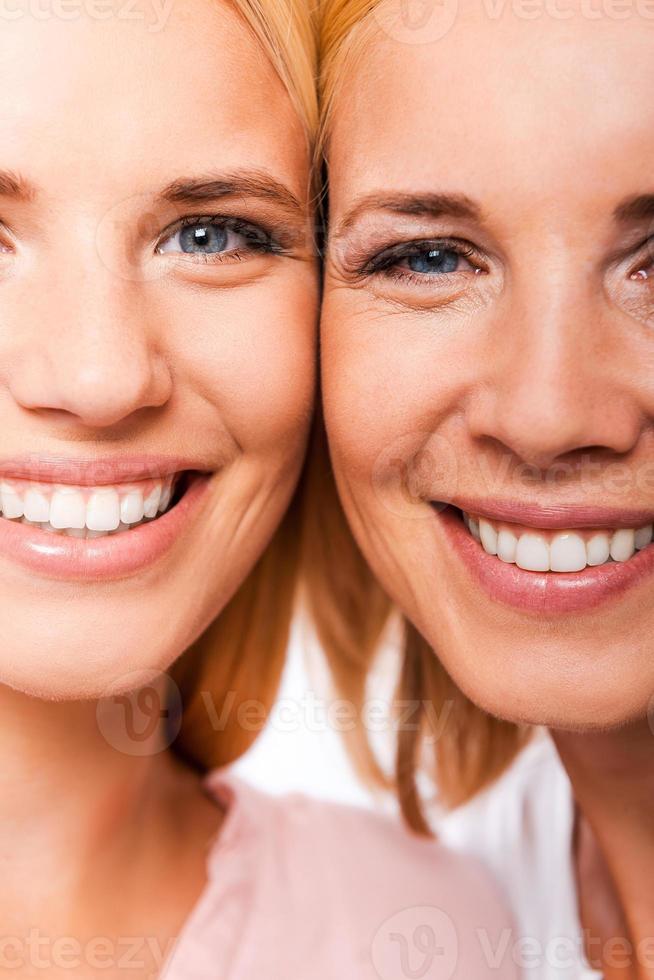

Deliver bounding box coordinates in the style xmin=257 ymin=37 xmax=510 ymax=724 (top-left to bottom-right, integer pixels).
xmin=4 ymin=258 xmax=172 ymax=429
xmin=466 ymin=269 xmax=644 ymax=471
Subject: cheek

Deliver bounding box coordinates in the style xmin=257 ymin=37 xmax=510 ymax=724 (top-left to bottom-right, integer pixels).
xmin=166 ymin=271 xmax=318 ymax=460
xmin=321 ymin=293 xmax=454 ymax=486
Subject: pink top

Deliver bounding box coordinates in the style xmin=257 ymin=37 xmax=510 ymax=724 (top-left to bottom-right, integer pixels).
xmin=160 ymin=770 xmax=520 ymax=980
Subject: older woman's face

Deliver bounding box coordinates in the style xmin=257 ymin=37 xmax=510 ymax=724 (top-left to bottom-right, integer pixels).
xmin=0 ymin=0 xmax=317 ymax=698
xmin=323 ymin=5 xmax=654 ymax=730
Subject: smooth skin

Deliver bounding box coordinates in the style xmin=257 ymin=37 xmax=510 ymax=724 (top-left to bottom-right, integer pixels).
xmin=322 ymin=5 xmax=654 ymax=977
xmin=0 ymin=2 xmax=317 ymax=976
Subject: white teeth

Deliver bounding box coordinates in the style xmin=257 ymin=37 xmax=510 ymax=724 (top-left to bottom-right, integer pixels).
xmin=610 ymin=528 xmax=635 ymax=562
xmin=50 ymin=488 xmax=86 ymax=530
xmin=0 ymin=475 xmax=181 ymax=538
xmin=23 ymin=488 xmax=50 ymax=523
xmin=479 ymin=519 xmax=498 ymax=556
xmin=41 ymin=522 xmax=64 ymax=534
xmin=158 ymin=478 xmax=173 ymax=513
xmin=586 ymin=533 xmax=610 ymax=566
xmin=20 ymin=517 xmax=41 ymax=527
xmin=550 ymin=532 xmax=587 ymax=573
xmin=143 ymin=485 xmax=161 ymax=519
xmin=121 ymin=491 xmax=145 ymax=525
xmin=86 ymin=489 xmax=121 ymax=532
xmin=516 ymin=532 xmax=550 ymax=572
xmin=464 ymin=511 xmax=651 ymax=573
xmin=65 ymin=526 xmax=86 ymax=538
xmin=1 ymin=483 xmax=23 ymax=519
xmin=468 ymin=516 xmax=480 ymax=542
xmin=497 ymin=528 xmax=517 ymax=563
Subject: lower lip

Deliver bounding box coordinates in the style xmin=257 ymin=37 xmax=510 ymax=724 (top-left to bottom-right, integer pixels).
xmin=0 ymin=473 xmax=211 ymax=582
xmin=439 ymin=505 xmax=654 ymax=614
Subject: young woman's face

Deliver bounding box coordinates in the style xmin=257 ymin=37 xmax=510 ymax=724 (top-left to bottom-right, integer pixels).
xmin=0 ymin=1 xmax=317 ymax=698
xmin=323 ymin=6 xmax=654 ymax=731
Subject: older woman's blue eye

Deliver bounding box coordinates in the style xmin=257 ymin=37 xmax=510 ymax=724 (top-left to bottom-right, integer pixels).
xmin=408 ymin=248 xmax=460 ymax=274
xmin=179 ymin=223 xmax=228 ymax=254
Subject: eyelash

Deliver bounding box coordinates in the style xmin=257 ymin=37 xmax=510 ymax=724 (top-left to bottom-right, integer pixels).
xmin=357 ymin=237 xmax=486 ymax=286
xmin=155 ymin=214 xmax=283 ymax=264
xmin=628 ymin=235 xmax=654 ymax=281
xmin=355 ymin=234 xmax=654 ymax=290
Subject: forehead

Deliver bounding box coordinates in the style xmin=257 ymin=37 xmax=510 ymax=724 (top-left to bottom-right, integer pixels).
xmin=0 ymin=0 xmax=307 ymax=200
xmin=329 ymin=4 xmax=654 ymax=217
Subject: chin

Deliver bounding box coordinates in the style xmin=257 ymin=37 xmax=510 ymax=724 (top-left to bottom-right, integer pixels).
xmin=0 ymin=604 xmax=193 ymax=701
xmin=424 ymin=617 xmax=654 ymax=736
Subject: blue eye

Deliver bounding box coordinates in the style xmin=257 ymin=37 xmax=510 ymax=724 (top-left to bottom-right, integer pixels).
xmin=407 ymin=248 xmax=461 ymax=275
xmin=157 ymin=217 xmax=273 ymax=260
xmin=177 ymin=222 xmax=228 ymax=254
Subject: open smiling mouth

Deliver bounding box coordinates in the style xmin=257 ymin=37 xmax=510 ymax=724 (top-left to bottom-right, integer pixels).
xmin=454 ymin=507 xmax=653 ymax=572
xmin=0 ymin=469 xmax=211 ymax=582
xmin=0 ymin=472 xmax=196 ymax=539
xmin=435 ymin=504 xmax=654 ymax=613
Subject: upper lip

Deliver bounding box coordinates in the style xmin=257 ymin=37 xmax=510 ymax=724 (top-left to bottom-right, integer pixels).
xmin=0 ymin=455 xmax=208 ymax=487
xmin=441 ymin=497 xmax=654 ymax=529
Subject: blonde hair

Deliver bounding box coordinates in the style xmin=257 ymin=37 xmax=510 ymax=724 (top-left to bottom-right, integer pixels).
xmin=236 ymin=0 xmax=319 ymax=139
xmin=169 ymin=0 xmax=318 ymax=774
xmin=305 ymin=0 xmax=530 ymax=834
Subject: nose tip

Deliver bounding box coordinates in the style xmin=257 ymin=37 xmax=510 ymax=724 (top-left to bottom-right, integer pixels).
xmin=4 ymin=267 xmax=174 ymax=430
xmin=8 ymin=348 xmax=173 ymax=429
xmin=467 ymin=365 xmax=643 ymax=474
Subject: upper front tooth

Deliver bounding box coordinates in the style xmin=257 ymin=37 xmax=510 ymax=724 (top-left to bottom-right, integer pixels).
xmin=50 ymin=488 xmax=86 ymax=530
xmin=497 ymin=528 xmax=517 ymax=563
xmin=550 ymin=531 xmax=587 ymax=573
xmin=610 ymin=528 xmax=635 ymax=562
xmin=516 ymin=532 xmax=550 ymax=572
xmin=86 ymin=489 xmax=120 ymax=532
xmin=586 ymin=533 xmax=610 ymax=566
xmin=479 ymin=518 xmax=498 ymax=556
xmin=1 ymin=482 xmax=23 ymax=519
xmin=120 ymin=491 xmax=145 ymax=525
xmin=143 ymin=483 xmax=162 ymax=519
xmin=23 ymin=488 xmax=50 ymax=523
xmin=635 ymin=525 xmax=653 ymax=550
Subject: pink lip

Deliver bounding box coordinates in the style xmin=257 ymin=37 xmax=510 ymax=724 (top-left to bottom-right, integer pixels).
xmin=0 ymin=472 xmax=211 ymax=582
xmin=444 ymin=497 xmax=654 ymax=530
xmin=438 ymin=505 xmax=654 ymax=614
xmin=0 ymin=454 xmax=207 ymax=486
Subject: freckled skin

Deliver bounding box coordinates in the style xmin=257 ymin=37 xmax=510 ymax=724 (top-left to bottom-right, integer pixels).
xmin=0 ymin=0 xmax=318 ymax=697
xmin=323 ymin=3 xmax=654 ymax=731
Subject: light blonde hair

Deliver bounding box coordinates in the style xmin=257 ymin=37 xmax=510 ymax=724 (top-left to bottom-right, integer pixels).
xmin=169 ymin=0 xmax=318 ymax=775
xmin=304 ymin=0 xmax=530 ymax=834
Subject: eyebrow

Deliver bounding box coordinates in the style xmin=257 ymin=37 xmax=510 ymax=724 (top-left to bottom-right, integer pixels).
xmin=0 ymin=169 xmax=37 ymax=202
xmin=0 ymin=167 xmax=306 ymax=218
xmin=613 ymin=193 xmax=654 ymax=224
xmin=335 ymin=191 xmax=482 ymax=235
xmin=160 ymin=169 xmax=306 ymax=219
